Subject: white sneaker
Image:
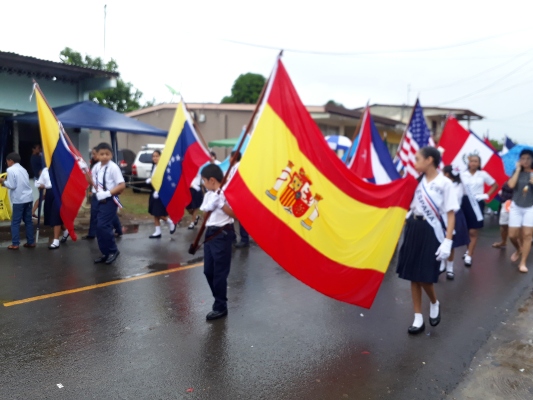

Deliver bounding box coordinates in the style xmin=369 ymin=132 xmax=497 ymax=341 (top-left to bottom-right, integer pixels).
xmin=464 ymin=255 xmax=472 ymax=267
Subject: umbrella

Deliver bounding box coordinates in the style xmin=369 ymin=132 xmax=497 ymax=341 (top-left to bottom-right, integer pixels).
xmin=501 ymin=145 xmax=533 ymax=176
xmin=325 ymin=135 xmax=352 ymax=159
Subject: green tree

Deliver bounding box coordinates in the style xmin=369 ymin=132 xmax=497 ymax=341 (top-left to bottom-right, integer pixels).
xmin=221 ymin=73 xmax=266 ymax=104
xmin=325 ymin=100 xmax=344 ymax=107
xmin=489 ymin=139 xmax=503 ymax=151
xmin=59 ymin=47 xmax=146 ymax=113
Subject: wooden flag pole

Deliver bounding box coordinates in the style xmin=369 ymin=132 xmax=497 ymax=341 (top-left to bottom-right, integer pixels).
xmin=188 ymin=50 xmax=282 ymax=255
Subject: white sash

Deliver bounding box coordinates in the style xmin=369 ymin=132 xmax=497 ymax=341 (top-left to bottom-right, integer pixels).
xmin=413 ymin=181 xmax=447 ymax=243
xmin=462 ymin=181 xmax=484 ymax=222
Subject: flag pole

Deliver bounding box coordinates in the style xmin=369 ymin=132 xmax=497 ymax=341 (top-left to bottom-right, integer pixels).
xmin=35 ymin=188 xmax=43 ymax=243
xmin=188 ymin=50 xmax=282 ymax=255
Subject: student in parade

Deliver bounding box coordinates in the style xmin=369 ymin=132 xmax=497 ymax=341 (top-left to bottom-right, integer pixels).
xmin=442 ymin=166 xmax=470 ymax=280
xmin=30 ymin=143 xmax=44 ymax=219
xmin=507 ymin=149 xmax=533 ymax=273
xmin=396 ymin=147 xmax=458 ymax=334
xmin=145 ymin=150 xmax=176 ymax=238
xmin=492 ymin=182 xmax=514 ymax=249
xmin=83 ymin=148 xmax=123 ymax=240
xmin=85 ymin=143 xmax=125 ymax=264
xmin=460 ymin=155 xmax=498 ymax=266
xmin=225 ymin=150 xmax=250 ymax=248
xmin=0 ymin=153 xmax=35 ymax=250
xmin=186 ymin=173 xmax=203 ymax=230
xmin=35 ymin=167 xmax=68 ymax=249
xmin=199 ymin=163 xmax=236 ymax=320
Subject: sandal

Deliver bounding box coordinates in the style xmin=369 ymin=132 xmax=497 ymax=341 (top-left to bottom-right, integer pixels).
xmin=7 ymin=245 xmax=19 ymax=250
xmin=48 ymin=243 xmax=60 ymax=250
xmin=23 ymin=243 xmax=36 ymax=248
xmin=492 ymin=242 xmax=506 ymax=249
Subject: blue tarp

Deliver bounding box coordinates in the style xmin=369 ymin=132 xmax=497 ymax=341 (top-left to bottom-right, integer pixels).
xmin=501 ymin=145 xmax=533 ymax=176
xmin=6 ymin=101 xmax=167 ymax=136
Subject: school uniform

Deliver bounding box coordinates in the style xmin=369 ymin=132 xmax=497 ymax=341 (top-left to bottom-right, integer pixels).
xmin=200 ymin=190 xmax=235 ymax=314
xmin=148 ymin=165 xmax=168 ymax=217
xmin=509 ymin=171 xmax=533 ymax=228
xmin=396 ymin=173 xmax=459 ymax=283
xmin=225 ymin=161 xmax=250 ymax=246
xmin=35 ymin=168 xmax=62 ymax=227
xmin=87 ymin=164 xmax=123 ymax=238
xmin=93 ymin=161 xmax=124 ymax=258
xmin=460 ymin=170 xmax=495 ymax=230
xmin=2 ymin=163 xmax=35 ymax=246
xmin=187 ymin=174 xmax=204 ymax=210
xmin=451 ymin=182 xmax=469 ymax=248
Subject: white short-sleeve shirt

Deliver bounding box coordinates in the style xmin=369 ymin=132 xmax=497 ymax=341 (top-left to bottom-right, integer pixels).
xmin=92 ymin=161 xmax=124 ymax=193
xmin=412 ymin=173 xmax=460 ymax=216
xmin=452 ymin=181 xmax=464 ymax=205
xmin=35 ymin=167 xmax=52 ymax=189
xmin=460 ymin=170 xmax=495 ymax=197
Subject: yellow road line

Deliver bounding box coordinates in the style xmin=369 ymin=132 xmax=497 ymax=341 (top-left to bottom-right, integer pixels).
xmin=3 ymin=262 xmax=204 ymax=307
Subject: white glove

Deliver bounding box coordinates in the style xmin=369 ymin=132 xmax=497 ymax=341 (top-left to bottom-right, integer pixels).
xmin=435 ymin=238 xmax=453 ymax=261
xmin=96 ymin=190 xmax=112 ymax=201
xmin=476 ymin=193 xmax=489 ymax=201
xmin=153 ymin=191 xmax=159 ymax=199
xmin=146 ymin=178 xmax=152 ymax=184
xmin=77 ymin=159 xmax=88 ymax=171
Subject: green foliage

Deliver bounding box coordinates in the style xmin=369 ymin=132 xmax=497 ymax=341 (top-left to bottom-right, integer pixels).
xmin=325 ymin=99 xmax=344 ymax=107
xmin=59 ymin=47 xmax=145 ymax=112
xmin=489 ymin=139 xmax=503 ymax=151
xmin=221 ymin=73 xmax=266 ymax=104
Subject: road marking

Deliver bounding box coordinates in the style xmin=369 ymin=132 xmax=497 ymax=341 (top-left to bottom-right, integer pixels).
xmin=3 ymin=262 xmax=204 ymax=307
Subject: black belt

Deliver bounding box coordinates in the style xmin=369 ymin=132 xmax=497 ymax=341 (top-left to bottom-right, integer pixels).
xmin=413 ymin=215 xmax=426 ymax=221
xmin=206 ymin=224 xmax=234 ymax=234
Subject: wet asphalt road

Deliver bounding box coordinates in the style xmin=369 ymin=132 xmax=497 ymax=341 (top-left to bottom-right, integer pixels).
xmin=0 ymin=219 xmax=532 ymax=399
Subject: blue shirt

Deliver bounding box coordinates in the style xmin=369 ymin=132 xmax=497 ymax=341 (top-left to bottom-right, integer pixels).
xmin=2 ymin=163 xmax=33 ymax=204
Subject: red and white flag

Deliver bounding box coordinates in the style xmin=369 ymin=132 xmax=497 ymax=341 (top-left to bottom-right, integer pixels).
xmin=438 ymin=116 xmax=508 ymax=201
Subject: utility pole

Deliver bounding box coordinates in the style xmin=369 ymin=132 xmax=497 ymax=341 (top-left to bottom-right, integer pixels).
xmin=104 ymin=4 xmax=107 ymax=60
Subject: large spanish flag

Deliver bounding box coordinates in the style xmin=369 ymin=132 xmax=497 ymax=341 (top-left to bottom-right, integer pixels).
xmin=224 ymin=59 xmax=418 ymax=308
xmin=35 ymin=87 xmax=88 ymax=241
xmin=151 ymin=101 xmax=210 ymax=223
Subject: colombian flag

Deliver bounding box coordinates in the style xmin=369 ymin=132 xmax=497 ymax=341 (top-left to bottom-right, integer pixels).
xmin=224 ymin=59 xmax=418 ymax=308
xmin=35 ymin=87 xmax=88 ymax=241
xmin=151 ymin=101 xmax=210 ymax=223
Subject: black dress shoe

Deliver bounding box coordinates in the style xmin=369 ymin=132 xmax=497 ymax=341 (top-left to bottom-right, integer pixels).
xmin=94 ymin=255 xmax=108 ymax=264
xmin=82 ymin=235 xmax=95 ymax=240
xmin=408 ymin=323 xmax=425 ymax=334
xmin=170 ymin=225 xmax=177 ymax=235
xmin=446 ymin=272 xmax=455 ymax=280
xmin=149 ymin=234 xmax=161 ymax=239
xmin=60 ymin=233 xmax=69 ymax=243
xmin=105 ymin=251 xmax=120 ymax=264
xmin=206 ymin=309 xmax=228 ymax=321
xmin=429 ymin=309 xmax=441 ymax=327
xmin=234 ymin=242 xmax=249 ymax=249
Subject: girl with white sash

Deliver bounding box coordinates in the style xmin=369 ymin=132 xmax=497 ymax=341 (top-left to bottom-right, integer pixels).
xmin=442 ymin=166 xmax=470 ymax=280
xmin=507 ymin=149 xmax=533 ymax=273
xmin=396 ymin=147 xmax=459 ymax=335
xmin=460 ymin=155 xmax=498 ymax=266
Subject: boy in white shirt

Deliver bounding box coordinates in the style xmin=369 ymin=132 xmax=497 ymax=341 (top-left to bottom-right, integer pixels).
xmin=85 ymin=143 xmax=125 ymax=264
xmin=0 ymin=153 xmax=35 ymax=249
xmin=199 ymin=164 xmax=236 ymax=320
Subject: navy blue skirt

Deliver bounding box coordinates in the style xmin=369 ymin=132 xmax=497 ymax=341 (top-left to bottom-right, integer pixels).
xmin=396 ymin=217 xmax=441 ymax=284
xmin=453 ymin=209 xmax=470 ymax=248
xmin=43 ymin=188 xmax=62 ymax=227
xmin=186 ymin=188 xmax=204 ymax=210
xmin=148 ymin=192 xmax=168 ymax=217
xmin=461 ymin=196 xmax=485 ymax=230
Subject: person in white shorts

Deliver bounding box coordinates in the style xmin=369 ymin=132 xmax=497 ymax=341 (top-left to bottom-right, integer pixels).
xmin=508 ymin=149 xmax=533 ymax=273
xmin=493 ymin=182 xmax=513 ymax=249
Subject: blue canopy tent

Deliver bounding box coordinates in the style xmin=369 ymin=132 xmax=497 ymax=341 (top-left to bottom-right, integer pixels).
xmin=1 ymin=101 xmax=167 ymax=167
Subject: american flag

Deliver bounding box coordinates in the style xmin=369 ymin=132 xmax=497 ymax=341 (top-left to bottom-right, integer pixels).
xmin=394 ymin=99 xmax=434 ymax=178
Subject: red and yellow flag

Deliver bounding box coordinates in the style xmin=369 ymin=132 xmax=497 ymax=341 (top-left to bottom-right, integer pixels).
xmin=224 ymin=59 xmax=418 ymax=308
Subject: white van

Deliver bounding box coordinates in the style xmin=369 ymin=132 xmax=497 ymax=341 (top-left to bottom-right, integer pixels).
xmin=131 ymin=144 xmax=165 ymax=193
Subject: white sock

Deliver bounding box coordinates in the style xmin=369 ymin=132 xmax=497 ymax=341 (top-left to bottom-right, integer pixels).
xmin=63 ymin=229 xmax=68 ymax=237
xmin=446 ymin=261 xmax=454 ymax=273
xmin=53 ymin=239 xmax=60 ymax=246
xmin=430 ymin=300 xmax=440 ymax=319
xmin=412 ymin=313 xmax=423 ymax=328
xmin=153 ymin=226 xmax=161 ymax=235
xmin=439 ymin=260 xmax=446 ymax=272
xmin=167 ymin=220 xmax=175 ymax=229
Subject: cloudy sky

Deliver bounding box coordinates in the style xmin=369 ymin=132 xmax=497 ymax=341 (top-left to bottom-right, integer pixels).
xmin=2 ymin=0 xmax=533 ymax=143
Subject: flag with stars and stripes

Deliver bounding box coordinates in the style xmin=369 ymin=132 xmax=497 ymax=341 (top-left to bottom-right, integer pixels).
xmin=394 ymin=99 xmax=434 ymax=178
xmin=151 ymin=101 xmax=210 ymax=223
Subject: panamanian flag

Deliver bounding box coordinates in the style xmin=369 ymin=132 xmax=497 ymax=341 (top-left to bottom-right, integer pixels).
xmin=348 ymin=106 xmax=400 ymax=184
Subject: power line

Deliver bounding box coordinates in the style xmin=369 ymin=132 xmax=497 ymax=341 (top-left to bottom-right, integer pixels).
xmin=222 ymin=30 xmax=520 ymax=57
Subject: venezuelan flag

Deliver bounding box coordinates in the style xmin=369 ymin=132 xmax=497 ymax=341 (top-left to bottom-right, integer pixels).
xmin=35 ymin=87 xmax=88 ymax=241
xmin=224 ymin=59 xmax=418 ymax=308
xmin=151 ymin=101 xmax=210 ymax=223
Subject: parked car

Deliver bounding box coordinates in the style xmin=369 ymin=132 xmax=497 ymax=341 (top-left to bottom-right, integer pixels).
xmin=131 ymin=144 xmax=165 ymax=193
xmin=117 ymin=149 xmax=136 ymax=179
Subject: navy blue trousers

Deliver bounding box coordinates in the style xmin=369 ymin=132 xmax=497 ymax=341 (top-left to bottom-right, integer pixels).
xmin=239 ymin=223 xmax=249 ymax=244
xmin=96 ymin=199 xmax=119 ymax=256
xmin=90 ymin=195 xmax=122 ymax=237
xmin=204 ymin=225 xmax=235 ymax=312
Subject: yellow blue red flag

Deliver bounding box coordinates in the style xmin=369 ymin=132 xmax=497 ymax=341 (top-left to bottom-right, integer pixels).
xmin=224 ymin=59 xmax=418 ymax=308
xmin=151 ymin=101 xmax=210 ymax=222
